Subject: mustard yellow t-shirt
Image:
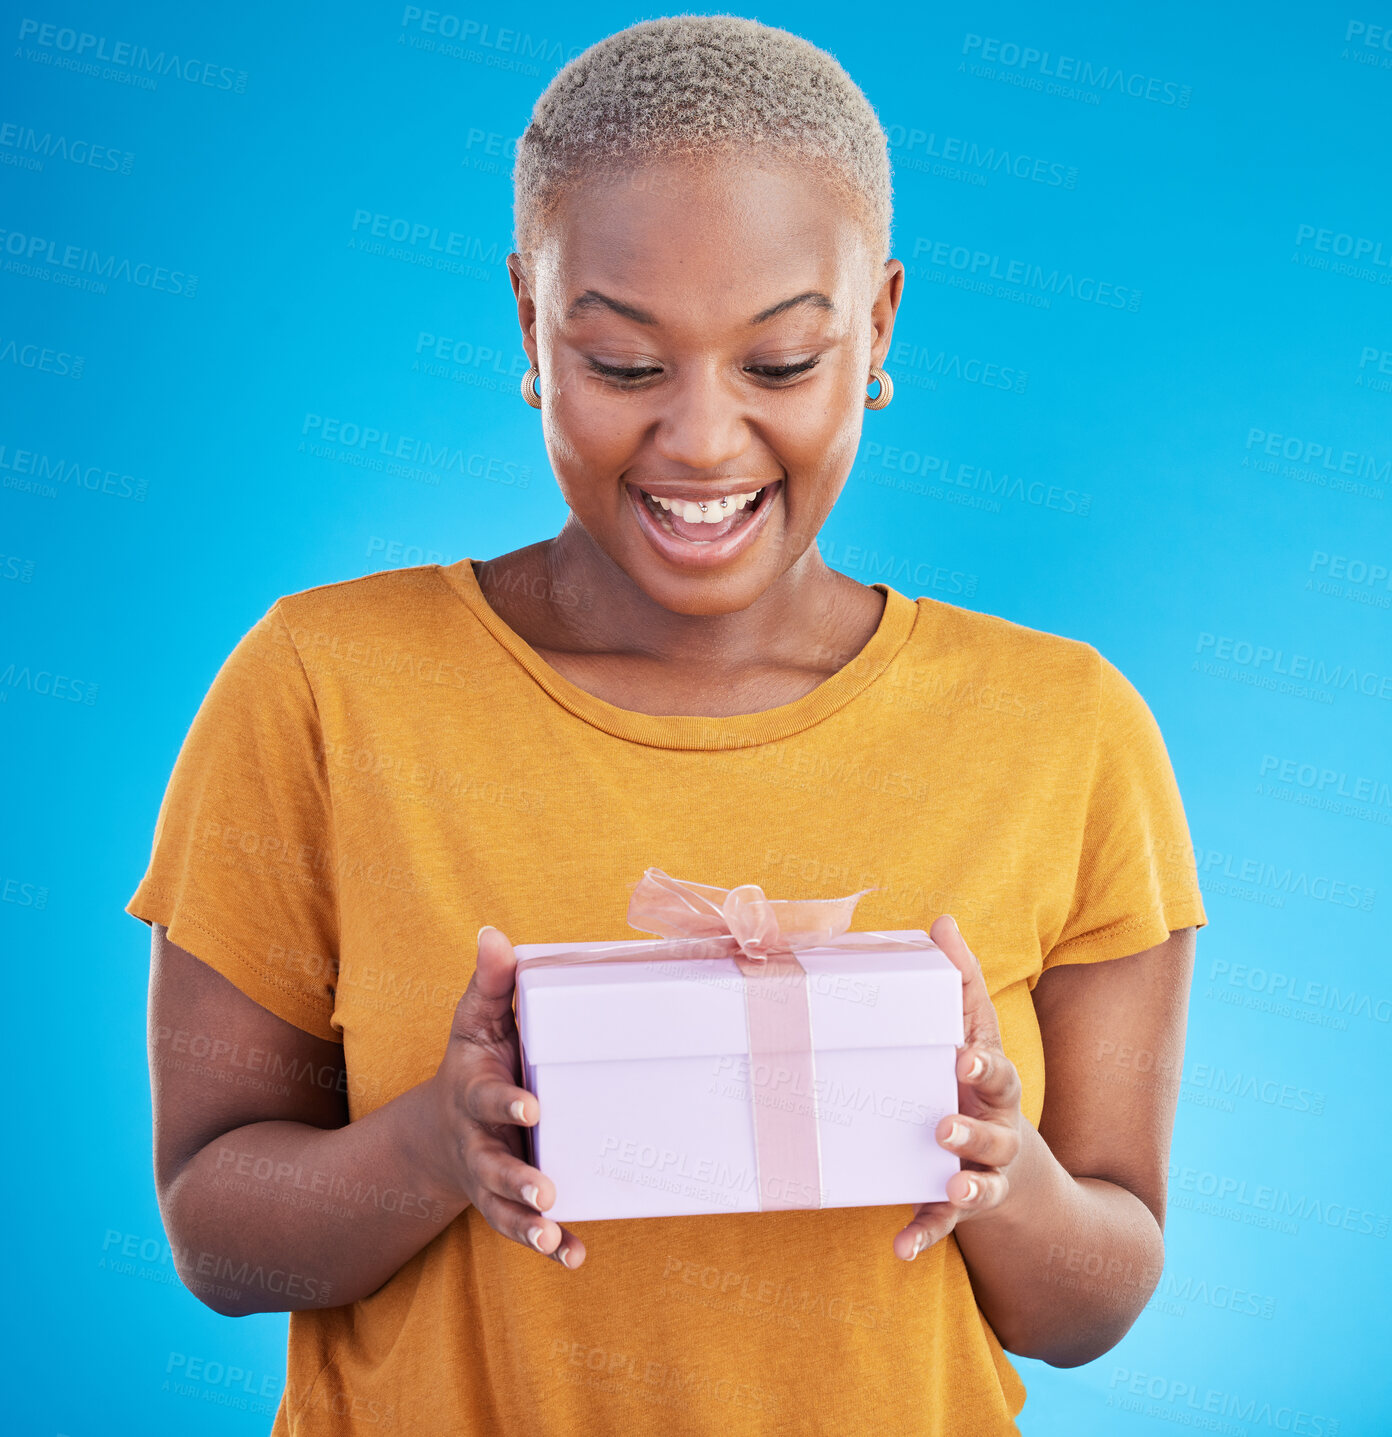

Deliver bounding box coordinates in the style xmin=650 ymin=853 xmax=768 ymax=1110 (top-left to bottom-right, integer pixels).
xmin=127 ymin=558 xmax=1207 ymax=1436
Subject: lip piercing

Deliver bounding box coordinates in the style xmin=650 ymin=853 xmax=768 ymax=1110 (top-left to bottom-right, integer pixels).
xmin=698 ymin=502 xmax=708 ymax=511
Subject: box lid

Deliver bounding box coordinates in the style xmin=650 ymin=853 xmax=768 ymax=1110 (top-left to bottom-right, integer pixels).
xmin=514 ymin=932 xmax=964 ymax=1064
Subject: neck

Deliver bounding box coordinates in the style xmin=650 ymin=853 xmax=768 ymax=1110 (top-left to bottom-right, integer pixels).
xmin=521 ymin=515 xmax=866 ymax=672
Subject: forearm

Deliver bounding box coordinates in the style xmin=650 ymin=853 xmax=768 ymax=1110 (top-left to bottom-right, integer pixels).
xmin=163 ymin=1080 xmax=468 ymax=1317
xmin=952 ymin=1118 xmax=1165 ymax=1366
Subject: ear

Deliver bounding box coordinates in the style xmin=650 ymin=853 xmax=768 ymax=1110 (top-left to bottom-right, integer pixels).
xmin=869 ymin=257 xmax=905 ymax=369
xmin=506 ymin=253 xmax=539 ymax=363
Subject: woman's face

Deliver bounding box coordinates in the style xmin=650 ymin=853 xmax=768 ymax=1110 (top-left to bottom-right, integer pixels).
xmin=508 ymin=155 xmax=904 ymax=617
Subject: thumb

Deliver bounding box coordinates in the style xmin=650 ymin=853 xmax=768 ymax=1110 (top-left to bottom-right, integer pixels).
xmin=453 ymin=925 xmax=519 ymax=1041
xmin=929 ymin=913 xmax=1000 ymax=1051
xmin=472 ymin=924 xmax=518 ymax=1002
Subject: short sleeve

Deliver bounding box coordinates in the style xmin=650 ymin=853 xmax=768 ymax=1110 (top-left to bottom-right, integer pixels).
xmin=126 ymin=600 xmax=341 ymax=1041
xmin=1038 ymin=650 xmax=1208 ymax=979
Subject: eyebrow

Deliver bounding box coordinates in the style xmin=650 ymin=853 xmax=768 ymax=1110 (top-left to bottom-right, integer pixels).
xmin=565 ymin=289 xmax=835 ymax=326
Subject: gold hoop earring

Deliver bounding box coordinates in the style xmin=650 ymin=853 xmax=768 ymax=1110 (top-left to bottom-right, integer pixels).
xmin=865 ymin=365 xmax=893 ymax=410
xmin=521 ymin=366 xmax=541 ymax=408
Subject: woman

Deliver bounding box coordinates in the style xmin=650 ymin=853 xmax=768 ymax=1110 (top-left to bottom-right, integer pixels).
xmin=130 ymin=15 xmax=1207 ymax=1435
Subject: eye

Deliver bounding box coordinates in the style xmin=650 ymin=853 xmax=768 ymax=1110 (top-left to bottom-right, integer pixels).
xmin=746 ymin=356 xmax=820 ymax=383
xmin=583 ymin=354 xmax=823 ymax=389
xmin=585 ymin=359 xmax=661 ymax=388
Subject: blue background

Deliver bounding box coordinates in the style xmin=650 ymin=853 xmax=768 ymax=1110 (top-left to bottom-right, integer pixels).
xmin=4 ymin=1 xmax=1389 ymax=1432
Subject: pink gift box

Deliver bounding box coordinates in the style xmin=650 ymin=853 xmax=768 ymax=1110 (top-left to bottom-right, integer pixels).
xmin=513 ymin=933 xmax=965 ymax=1222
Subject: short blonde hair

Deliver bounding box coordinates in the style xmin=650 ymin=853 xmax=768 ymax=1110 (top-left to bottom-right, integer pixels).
xmin=512 ymin=14 xmax=893 ymax=271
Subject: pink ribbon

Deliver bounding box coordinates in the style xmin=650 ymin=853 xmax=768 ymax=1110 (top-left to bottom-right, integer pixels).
xmin=516 ymin=867 xmax=938 ymax=1212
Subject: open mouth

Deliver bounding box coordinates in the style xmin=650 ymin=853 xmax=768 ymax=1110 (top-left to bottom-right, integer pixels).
xmin=633 ymin=483 xmax=776 ymax=544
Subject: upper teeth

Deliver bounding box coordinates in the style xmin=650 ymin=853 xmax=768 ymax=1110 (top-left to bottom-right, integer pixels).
xmin=642 ymin=488 xmax=765 ymax=523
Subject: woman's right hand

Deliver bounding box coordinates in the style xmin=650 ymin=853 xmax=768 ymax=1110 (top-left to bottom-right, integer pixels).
xmin=424 ymin=924 xmax=585 ymax=1268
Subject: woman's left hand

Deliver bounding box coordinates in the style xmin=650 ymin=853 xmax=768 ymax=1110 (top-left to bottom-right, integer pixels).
xmin=895 ymin=914 xmax=1026 ymax=1261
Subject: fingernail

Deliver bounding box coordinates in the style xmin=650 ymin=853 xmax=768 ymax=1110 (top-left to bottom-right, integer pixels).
xmin=944 ymin=915 xmax=959 ymax=934
xmin=966 ymin=1052 xmax=987 ymax=1081
xmin=962 ymin=1176 xmax=980 ymax=1203
xmin=907 ymin=1232 xmax=925 ymax=1261
xmin=945 ymin=1121 xmax=968 ymax=1147
xmin=521 ymin=1184 xmax=539 ymax=1209
xmin=510 ymin=1099 xmax=528 ymax=1122
xmin=527 ymin=1226 xmax=547 ymax=1252
xmin=557 ymin=1246 xmax=572 ymax=1268
xmin=477 ymin=924 xmax=497 ymax=945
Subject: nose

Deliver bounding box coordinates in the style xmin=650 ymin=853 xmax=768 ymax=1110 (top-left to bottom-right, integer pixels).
xmin=649 ymin=363 xmax=752 ymax=473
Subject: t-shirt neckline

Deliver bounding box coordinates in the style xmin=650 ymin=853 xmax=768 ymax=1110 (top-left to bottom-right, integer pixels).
xmin=434 ymin=558 xmax=920 ymax=751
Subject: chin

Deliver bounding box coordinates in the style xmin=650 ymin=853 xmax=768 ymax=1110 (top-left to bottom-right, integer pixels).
xmin=635 ymin=574 xmax=775 ymax=617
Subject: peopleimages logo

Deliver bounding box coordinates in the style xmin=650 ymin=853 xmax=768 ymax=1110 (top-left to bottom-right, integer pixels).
xmin=1308 ymin=550 xmax=1392 ymax=603
xmin=1107 ymin=1367 xmax=1339 ymax=1435
xmin=15 ymin=18 xmax=249 ymax=92
xmin=910 ymin=236 xmax=1140 ymax=311
xmin=1260 ymin=754 xmax=1392 ymax=807
xmin=299 ymin=414 xmax=530 ymax=489
xmin=960 ymin=33 xmax=1192 ymax=106
xmin=1294 ymin=222 xmax=1392 ymax=270
xmin=1245 ymin=426 xmax=1391 ymax=485
xmin=888 ymin=338 xmax=1028 ymax=393
xmin=0 ymin=225 xmax=197 ymax=296
xmin=0 ymin=121 xmax=135 ymax=176
xmin=883 ymin=124 xmax=1077 ymax=190
xmin=0 ymin=441 xmax=149 ymax=501
xmin=1195 ymin=848 xmax=1375 ymax=911
xmin=1209 ymin=958 xmax=1389 ymax=1019
xmin=1195 ymin=632 xmax=1392 ymax=701
xmin=0 ymin=336 xmax=84 ymax=378
xmin=1168 ymin=1161 xmax=1389 ymax=1238
xmin=398 ymin=7 xmax=585 ymax=68
xmin=349 ymin=209 xmax=507 ymax=264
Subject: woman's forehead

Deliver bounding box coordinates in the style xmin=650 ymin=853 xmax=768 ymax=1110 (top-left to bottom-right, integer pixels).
xmin=535 ymin=157 xmax=874 ymax=302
